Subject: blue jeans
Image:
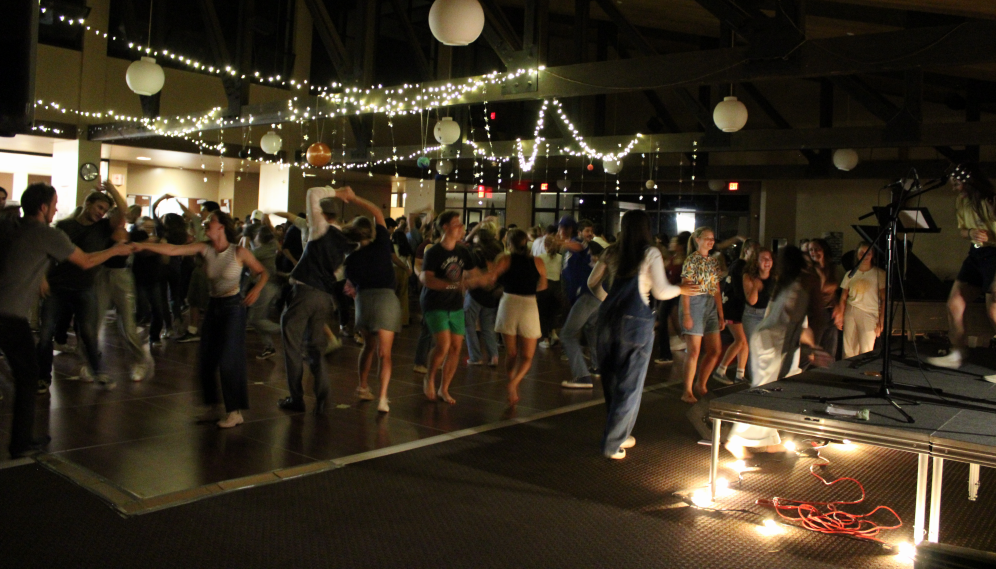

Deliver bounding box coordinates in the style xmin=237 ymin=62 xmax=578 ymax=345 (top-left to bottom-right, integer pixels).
xmin=561 ymin=293 xmax=601 ymax=380
xmin=597 ymin=276 xmax=656 ymax=457
xmin=464 ymin=294 xmax=498 ymax=362
xmin=199 ymin=295 xmax=249 ymax=412
xmin=37 ymin=287 xmax=101 ymax=382
xmin=741 ymin=304 xmax=766 ymax=379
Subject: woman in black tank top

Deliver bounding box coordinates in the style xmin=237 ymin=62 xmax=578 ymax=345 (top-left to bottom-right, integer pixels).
xmin=492 ymin=229 xmax=547 ymax=405
xmin=742 ymin=248 xmax=774 ymax=379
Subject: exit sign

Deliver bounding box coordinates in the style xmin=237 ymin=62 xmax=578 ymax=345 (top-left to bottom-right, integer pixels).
xmin=728 ymin=182 xmax=739 ymax=191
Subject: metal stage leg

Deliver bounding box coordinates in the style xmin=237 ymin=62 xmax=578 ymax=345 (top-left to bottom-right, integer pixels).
xmin=928 ymin=457 xmax=944 ymax=543
xmin=969 ymin=464 xmax=981 ymax=501
xmin=915 ymin=453 xmax=929 ymax=544
xmin=710 ymin=418 xmax=721 ymax=500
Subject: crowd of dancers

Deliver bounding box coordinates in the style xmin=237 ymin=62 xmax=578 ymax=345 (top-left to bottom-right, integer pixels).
xmin=6 ymin=162 xmax=994 ymax=461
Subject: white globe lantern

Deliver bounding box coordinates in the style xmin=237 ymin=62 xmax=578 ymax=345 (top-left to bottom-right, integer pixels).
xmin=833 ymin=148 xmax=859 ymax=171
xmin=428 ymin=0 xmax=486 ymax=46
xmin=125 ymin=57 xmax=165 ymax=96
xmin=556 ymin=179 xmax=571 ymax=190
xmin=436 ymin=159 xmax=454 ymax=175
xmin=603 ymin=158 xmax=623 ymax=175
xmin=713 ymin=96 xmax=748 ymax=133
xmin=645 ymin=180 xmax=656 ymax=190
xmin=708 ymin=180 xmax=725 ymax=192
xmin=433 ymin=117 xmax=461 ymax=145
xmin=260 ymin=131 xmax=283 ymax=155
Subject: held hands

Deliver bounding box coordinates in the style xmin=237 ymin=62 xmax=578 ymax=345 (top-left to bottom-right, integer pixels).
xmin=337 ymin=186 xmax=355 ymax=203
xmin=970 ymin=229 xmax=989 ymax=244
xmin=112 ymin=243 xmax=137 ymax=256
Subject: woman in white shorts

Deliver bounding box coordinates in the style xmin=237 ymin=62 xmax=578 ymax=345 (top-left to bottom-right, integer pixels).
xmin=493 ymin=229 xmax=548 ymax=406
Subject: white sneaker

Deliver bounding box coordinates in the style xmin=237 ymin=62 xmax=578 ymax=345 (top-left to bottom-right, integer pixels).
xmin=54 ymin=343 xmax=74 ymax=355
xmin=610 ymin=448 xmax=626 ymax=460
xmin=538 ymin=340 xmax=551 ymax=349
xmin=926 ymin=350 xmax=963 ymax=369
xmin=620 ymin=436 xmax=636 ymax=449
xmin=130 ymin=362 xmax=148 ymax=382
xmin=413 ymin=364 xmax=428 ymax=374
xmin=670 ymin=335 xmax=686 ymax=351
xmin=77 ymin=366 xmax=96 ymax=383
xmin=96 ymin=373 xmax=116 ymax=389
xmin=377 ymin=398 xmax=390 ymax=413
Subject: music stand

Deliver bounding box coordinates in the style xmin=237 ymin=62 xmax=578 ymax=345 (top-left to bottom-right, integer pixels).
xmin=807 ymin=174 xmax=947 ymax=423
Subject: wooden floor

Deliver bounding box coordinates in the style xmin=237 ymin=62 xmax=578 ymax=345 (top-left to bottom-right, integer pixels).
xmin=0 ymin=313 xmax=687 ymax=503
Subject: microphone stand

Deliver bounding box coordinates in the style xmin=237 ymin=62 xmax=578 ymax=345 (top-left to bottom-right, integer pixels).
xmin=807 ymin=172 xmax=949 ymax=423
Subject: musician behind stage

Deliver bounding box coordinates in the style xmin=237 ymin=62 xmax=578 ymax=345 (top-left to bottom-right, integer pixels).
xmin=927 ymin=162 xmax=996 ymax=373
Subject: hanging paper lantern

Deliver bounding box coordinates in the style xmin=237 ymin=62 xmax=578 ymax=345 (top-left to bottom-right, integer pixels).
xmin=436 ymin=159 xmax=454 ymax=175
xmin=713 ymin=96 xmax=748 ymax=133
xmin=428 ymin=0 xmax=486 ymax=46
xmin=833 ymin=148 xmax=859 ymax=171
xmin=603 ymin=158 xmax=623 ymax=175
xmin=645 ymin=180 xmax=656 ymax=190
xmin=126 ymin=57 xmax=165 ymax=96
xmin=417 ymin=156 xmax=431 ymax=169
xmin=306 ymin=142 xmax=332 ymax=167
xmin=433 ymin=117 xmax=461 ymax=145
xmin=586 ymin=164 xmax=594 ymax=171
xmin=556 ymin=179 xmax=571 ymax=190
xmin=260 ymin=131 xmax=283 ymax=155
xmin=708 ymin=180 xmax=725 ymax=192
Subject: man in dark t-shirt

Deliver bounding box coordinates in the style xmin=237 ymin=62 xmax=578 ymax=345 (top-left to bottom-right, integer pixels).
xmin=37 ymin=186 xmax=125 ymax=390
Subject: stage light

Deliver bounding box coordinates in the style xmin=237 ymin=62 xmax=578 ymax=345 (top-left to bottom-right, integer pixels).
xmin=691 ymin=488 xmax=712 ymax=507
xmin=730 ymin=460 xmax=747 ymax=474
xmin=837 ymin=440 xmax=857 ymax=451
xmin=783 ymin=441 xmax=797 ymax=453
xmin=896 ymin=542 xmax=916 ymax=563
xmin=756 ymin=518 xmax=786 ymax=537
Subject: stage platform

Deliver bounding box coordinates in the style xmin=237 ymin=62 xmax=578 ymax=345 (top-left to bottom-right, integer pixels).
xmin=708 ymin=347 xmax=996 ymax=545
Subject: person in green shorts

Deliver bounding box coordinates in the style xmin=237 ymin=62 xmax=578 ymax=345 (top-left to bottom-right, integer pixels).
xmin=419 ymin=211 xmax=494 ymax=404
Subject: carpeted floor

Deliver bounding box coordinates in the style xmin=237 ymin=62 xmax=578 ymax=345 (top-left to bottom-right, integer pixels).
xmin=3 ymin=385 xmax=996 ymax=568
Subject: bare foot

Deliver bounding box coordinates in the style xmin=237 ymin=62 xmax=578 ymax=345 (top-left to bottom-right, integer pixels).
xmin=423 ymin=374 xmax=436 ymax=401
xmin=437 ymin=389 xmax=456 ymax=404
xmin=507 ymin=384 xmax=520 ymax=406
xmin=694 ymin=382 xmax=709 ymax=397
xmin=681 ymin=392 xmax=698 ymax=404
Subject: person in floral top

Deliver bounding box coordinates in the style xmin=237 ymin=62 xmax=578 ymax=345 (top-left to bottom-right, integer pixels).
xmin=680 ymin=227 xmax=724 ymax=403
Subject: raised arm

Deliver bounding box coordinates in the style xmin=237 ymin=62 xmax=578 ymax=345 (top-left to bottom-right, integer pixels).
xmin=339 ymin=192 xmax=385 ymax=227
xmin=101 ymin=180 xmax=128 ymax=229
xmin=307 ymin=185 xmax=352 ymax=240
xmin=151 ymin=193 xmax=172 ymax=221
xmin=271 ymin=211 xmax=301 ymax=224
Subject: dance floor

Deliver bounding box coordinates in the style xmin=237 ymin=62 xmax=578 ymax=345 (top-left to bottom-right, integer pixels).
xmin=0 ymin=315 xmax=682 ymax=510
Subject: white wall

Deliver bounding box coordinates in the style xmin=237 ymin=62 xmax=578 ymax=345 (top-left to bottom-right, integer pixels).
xmin=0 ymin=153 xmax=53 ymax=203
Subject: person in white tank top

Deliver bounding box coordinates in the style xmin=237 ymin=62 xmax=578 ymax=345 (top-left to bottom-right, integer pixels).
xmin=136 ymin=211 xmax=268 ymax=429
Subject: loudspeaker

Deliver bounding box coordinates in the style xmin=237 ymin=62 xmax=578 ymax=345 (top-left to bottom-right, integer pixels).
xmin=0 ymin=0 xmax=38 ymax=137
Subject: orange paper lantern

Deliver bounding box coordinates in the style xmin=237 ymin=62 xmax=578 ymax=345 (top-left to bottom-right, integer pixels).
xmin=306 ymin=142 xmax=332 ymax=167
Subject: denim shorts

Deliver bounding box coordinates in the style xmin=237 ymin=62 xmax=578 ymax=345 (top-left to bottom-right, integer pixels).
xmin=679 ymin=294 xmax=721 ymax=336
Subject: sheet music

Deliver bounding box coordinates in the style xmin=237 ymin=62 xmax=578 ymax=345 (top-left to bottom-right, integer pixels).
xmin=898 ymin=210 xmax=929 ymax=229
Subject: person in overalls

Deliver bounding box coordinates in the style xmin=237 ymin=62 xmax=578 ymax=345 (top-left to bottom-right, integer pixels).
xmin=592 ymin=210 xmax=698 ymax=459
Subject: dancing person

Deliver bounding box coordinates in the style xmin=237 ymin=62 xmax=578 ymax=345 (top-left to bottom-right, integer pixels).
xmin=726 ymin=246 xmax=831 ymax=458
xmin=411 ymin=226 xmax=438 ymax=374
xmin=492 ymin=229 xmax=547 ymax=405
xmin=274 ymin=186 xmax=353 ymax=414
xmin=130 ymin=219 xmax=169 ymax=348
xmin=928 ymin=163 xmax=996 ymax=370
xmin=834 ymin=241 xmax=886 ymax=358
xmin=741 ymin=248 xmax=774 ymax=375
xmin=537 ymin=230 xmax=565 ymax=348
xmin=94 ymin=181 xmax=154 ymax=381
xmin=464 ymin=227 xmax=504 ymax=367
xmin=419 ymin=211 xmax=493 ymax=404
xmin=656 ymin=231 xmax=690 ymax=363
xmin=679 ymin=227 xmax=724 ymax=403
xmin=808 ymin=238 xmax=844 ymax=359
xmin=0 ymin=184 xmax=133 ymax=457
xmin=593 ymin=211 xmax=696 ymax=459
xmin=341 ymin=193 xmax=408 ymax=413
xmin=558 ymin=217 xmax=603 ymax=389
xmin=713 ymin=239 xmax=760 ymax=384
xmin=37 ymin=187 xmax=125 ymax=390
xmin=247 ymin=225 xmax=283 ymax=359
xmin=136 ymin=211 xmax=268 ymax=428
